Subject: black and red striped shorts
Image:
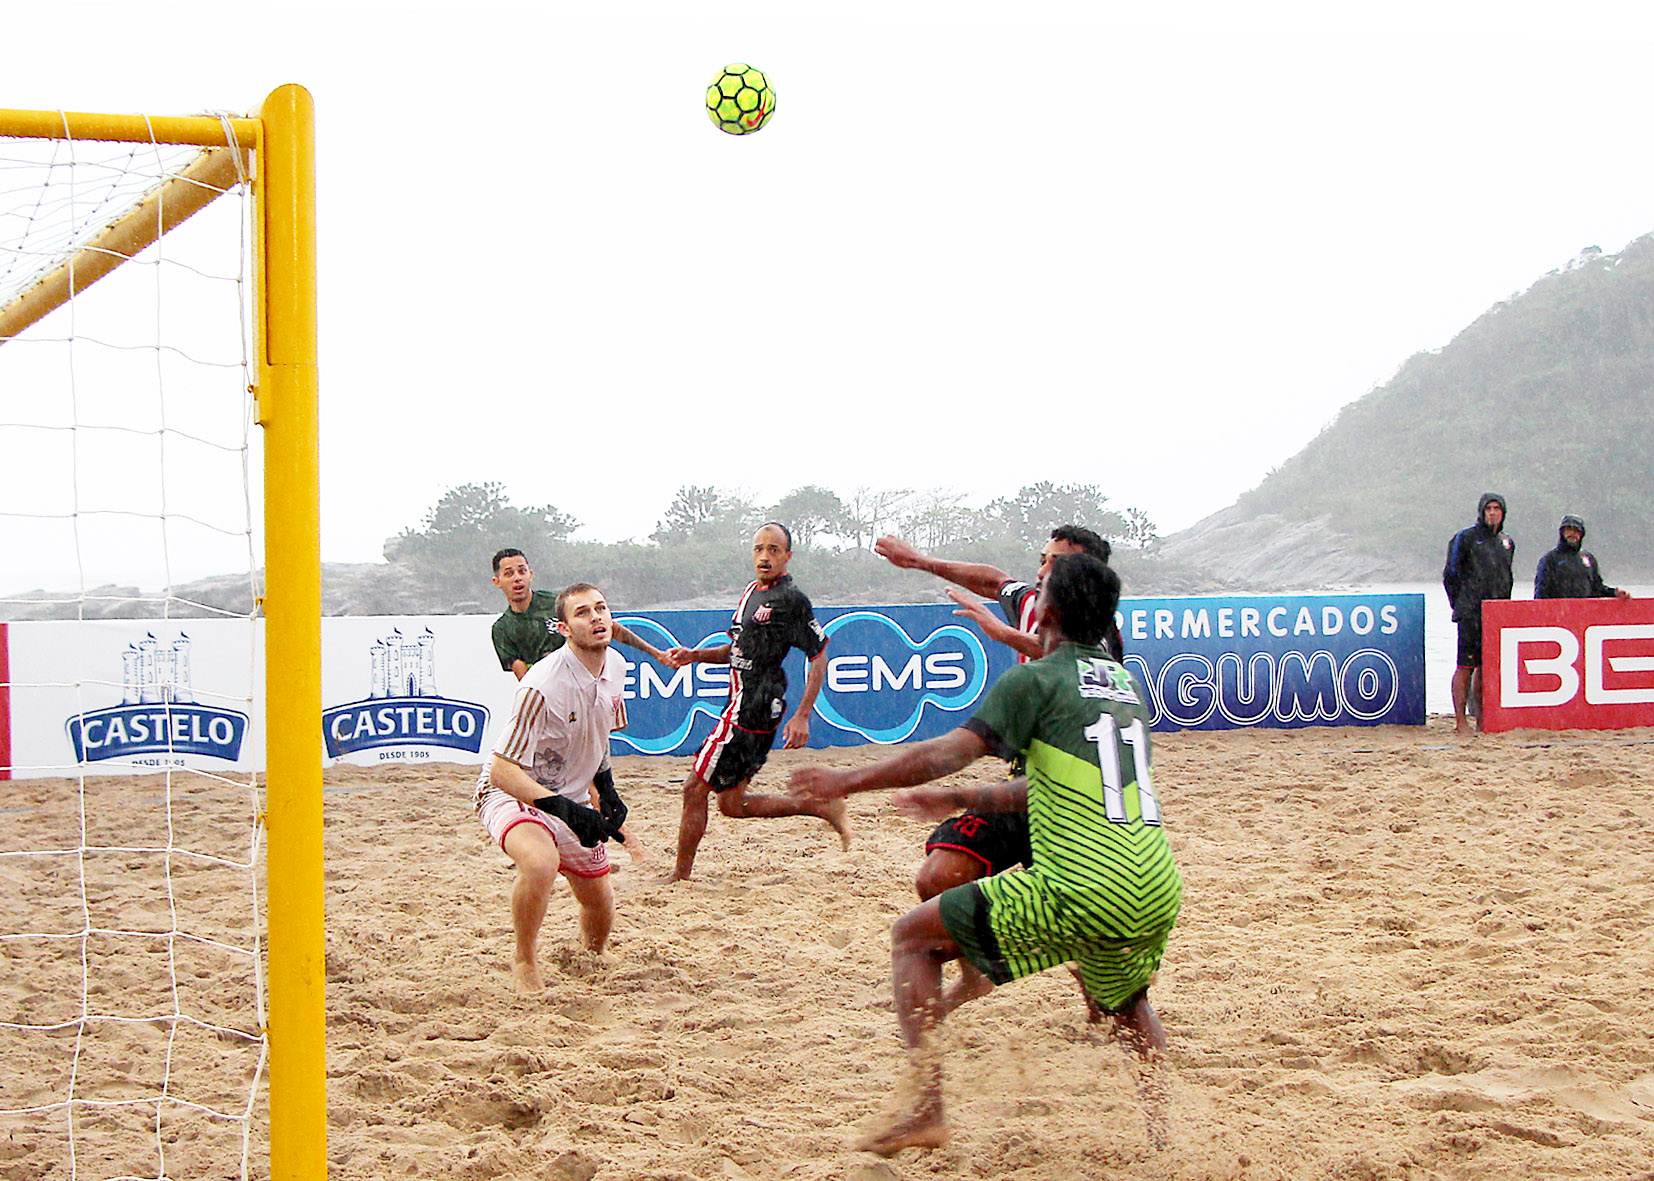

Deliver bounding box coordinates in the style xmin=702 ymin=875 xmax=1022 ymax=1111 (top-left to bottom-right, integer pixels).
xmin=925 ymin=810 xmax=1032 ymax=876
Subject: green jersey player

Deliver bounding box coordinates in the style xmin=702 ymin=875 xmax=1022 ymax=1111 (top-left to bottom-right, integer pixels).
xmin=791 ymin=553 xmax=1180 ymax=1156
xmin=491 ymin=547 xmax=669 ymax=679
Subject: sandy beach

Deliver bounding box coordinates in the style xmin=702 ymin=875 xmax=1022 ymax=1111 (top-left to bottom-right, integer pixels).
xmin=6 ymin=719 xmax=1654 ymax=1179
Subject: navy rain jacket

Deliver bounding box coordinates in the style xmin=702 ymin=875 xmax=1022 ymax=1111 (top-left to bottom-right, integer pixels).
xmin=1534 ymin=515 xmax=1620 ymax=599
xmin=1443 ymin=492 xmax=1515 ymax=623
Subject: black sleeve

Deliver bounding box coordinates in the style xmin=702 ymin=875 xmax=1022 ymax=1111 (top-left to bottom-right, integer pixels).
xmin=788 ymin=589 xmax=828 ymax=660
xmin=963 ymin=716 xmax=1018 ymax=764
xmin=592 ymin=768 xmax=628 ymax=838
xmin=997 ymin=580 xmax=1033 ymax=628
xmin=532 ymin=794 xmax=609 ymax=846
xmin=1534 ymin=553 xmax=1554 ymax=599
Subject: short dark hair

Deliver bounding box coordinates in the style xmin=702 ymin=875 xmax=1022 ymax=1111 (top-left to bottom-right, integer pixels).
xmin=1044 ymin=553 xmax=1120 ymax=646
xmin=491 ymin=547 xmax=526 ymax=574
xmin=555 ymin=582 xmax=601 ymax=621
xmin=757 ymin=521 xmax=793 ymax=551
xmin=1050 ymin=524 xmax=1110 ymax=565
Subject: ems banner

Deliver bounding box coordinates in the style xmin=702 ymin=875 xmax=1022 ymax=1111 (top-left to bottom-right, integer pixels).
xmin=611 ymin=604 xmax=999 ymax=755
xmin=1482 ymin=598 xmax=1654 ymax=733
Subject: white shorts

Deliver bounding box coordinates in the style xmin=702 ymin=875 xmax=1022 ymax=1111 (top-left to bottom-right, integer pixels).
xmin=476 ymin=789 xmax=612 ymax=879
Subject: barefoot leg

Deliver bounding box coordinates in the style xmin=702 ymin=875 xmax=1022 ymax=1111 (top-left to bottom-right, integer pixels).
xmin=503 ymin=823 xmax=560 ymax=991
xmin=669 ymin=774 xmax=713 ymax=882
xmin=857 ymin=899 xmax=962 ymax=1153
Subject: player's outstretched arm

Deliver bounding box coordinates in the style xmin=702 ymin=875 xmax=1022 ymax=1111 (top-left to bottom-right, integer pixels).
xmin=874 ymin=535 xmax=1009 ymax=600
xmin=790 ymin=727 xmax=989 ymax=800
xmin=669 ymin=643 xmax=732 ymax=667
xmin=946 ymin=588 xmax=1043 ymax=659
xmin=895 ymin=776 xmax=1028 ymax=821
xmin=893 ymin=777 xmax=1028 ymax=822
xmin=611 ymin=622 xmax=669 ymax=664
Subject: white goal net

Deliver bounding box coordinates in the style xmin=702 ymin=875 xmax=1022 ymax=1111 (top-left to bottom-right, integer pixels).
xmin=0 ymin=118 xmax=272 ymax=1180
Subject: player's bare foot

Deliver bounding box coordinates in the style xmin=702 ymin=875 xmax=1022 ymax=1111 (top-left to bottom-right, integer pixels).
xmin=619 ymin=829 xmax=650 ymax=866
xmin=665 ymin=869 xmax=691 ymax=884
xmin=822 ymin=797 xmax=852 ymax=850
xmin=856 ymin=1107 xmax=948 ymax=1156
xmin=511 ymin=960 xmax=544 ymax=993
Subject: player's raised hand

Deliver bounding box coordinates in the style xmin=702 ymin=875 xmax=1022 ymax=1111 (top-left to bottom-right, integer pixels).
xmin=873 ymin=535 xmax=922 ymax=569
xmin=945 ymin=587 xmax=995 ymax=628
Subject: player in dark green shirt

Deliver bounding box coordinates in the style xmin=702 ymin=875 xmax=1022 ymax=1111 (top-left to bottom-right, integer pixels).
xmin=791 ymin=553 xmax=1180 ymax=1157
xmin=491 ymin=548 xmax=669 ymax=678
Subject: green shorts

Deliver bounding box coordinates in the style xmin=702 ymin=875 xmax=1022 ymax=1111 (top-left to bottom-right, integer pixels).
xmin=938 ymin=879 xmax=1175 ymax=1014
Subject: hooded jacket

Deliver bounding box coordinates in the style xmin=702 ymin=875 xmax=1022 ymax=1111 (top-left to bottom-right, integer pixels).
xmin=1534 ymin=515 xmax=1619 ymax=599
xmin=1442 ymin=493 xmax=1515 ymax=622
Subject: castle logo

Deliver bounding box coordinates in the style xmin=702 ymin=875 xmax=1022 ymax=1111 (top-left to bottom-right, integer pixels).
xmin=66 ymin=633 xmax=249 ymax=764
xmin=322 ymin=628 xmax=490 ymax=757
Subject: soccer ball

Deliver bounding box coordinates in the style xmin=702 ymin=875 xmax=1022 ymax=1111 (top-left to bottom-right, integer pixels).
xmin=706 ymin=64 xmax=776 ymax=135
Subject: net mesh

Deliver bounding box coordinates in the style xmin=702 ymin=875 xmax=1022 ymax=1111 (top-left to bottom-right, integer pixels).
xmin=0 ymin=120 xmax=269 ymax=1180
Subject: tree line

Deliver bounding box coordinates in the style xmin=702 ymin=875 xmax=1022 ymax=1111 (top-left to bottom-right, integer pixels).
xmin=384 ymin=481 xmax=1161 ymax=611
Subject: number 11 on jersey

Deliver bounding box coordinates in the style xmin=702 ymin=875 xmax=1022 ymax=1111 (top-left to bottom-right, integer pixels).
xmin=1083 ymin=714 xmax=1163 ymax=825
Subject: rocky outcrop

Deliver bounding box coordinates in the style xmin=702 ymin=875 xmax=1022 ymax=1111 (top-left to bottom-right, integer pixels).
xmin=1151 ymin=507 xmax=1404 ymax=591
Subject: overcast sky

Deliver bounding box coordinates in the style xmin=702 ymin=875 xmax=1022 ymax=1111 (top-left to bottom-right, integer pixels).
xmin=7 ymin=1 xmax=1654 ymax=589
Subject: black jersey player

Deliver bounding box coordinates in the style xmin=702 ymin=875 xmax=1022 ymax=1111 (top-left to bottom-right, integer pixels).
xmin=666 ymin=523 xmax=852 ymax=882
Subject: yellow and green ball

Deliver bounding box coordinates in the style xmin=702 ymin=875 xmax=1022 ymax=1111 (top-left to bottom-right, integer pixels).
xmin=706 ymin=64 xmax=776 ymax=135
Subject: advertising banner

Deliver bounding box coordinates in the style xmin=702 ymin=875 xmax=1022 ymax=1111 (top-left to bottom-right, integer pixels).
xmin=611 ymin=604 xmax=1001 ymax=756
xmin=1 ymin=592 xmax=1427 ymax=780
xmin=321 ymin=616 xmax=503 ymax=768
xmin=1115 ymin=593 xmax=1425 ymax=731
xmin=3 ymin=618 xmax=264 ymax=778
xmin=1482 ymin=598 xmax=1654 ymax=733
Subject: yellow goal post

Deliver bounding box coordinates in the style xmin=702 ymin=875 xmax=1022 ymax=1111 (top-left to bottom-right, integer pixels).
xmin=0 ymin=85 xmax=323 ymax=1180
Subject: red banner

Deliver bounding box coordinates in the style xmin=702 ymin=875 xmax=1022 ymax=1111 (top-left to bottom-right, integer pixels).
xmin=0 ymin=622 xmax=8 ymax=779
xmin=1482 ymin=598 xmax=1654 ymax=733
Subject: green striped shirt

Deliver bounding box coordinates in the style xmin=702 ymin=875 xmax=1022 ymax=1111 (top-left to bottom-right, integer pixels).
xmin=970 ymin=642 xmax=1182 ymax=940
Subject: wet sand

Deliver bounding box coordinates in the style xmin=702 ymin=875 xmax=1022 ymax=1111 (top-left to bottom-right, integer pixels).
xmin=6 ymin=719 xmax=1654 ymax=1179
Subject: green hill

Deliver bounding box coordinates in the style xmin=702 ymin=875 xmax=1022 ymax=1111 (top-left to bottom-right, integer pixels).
xmin=1170 ymin=236 xmax=1654 ymax=586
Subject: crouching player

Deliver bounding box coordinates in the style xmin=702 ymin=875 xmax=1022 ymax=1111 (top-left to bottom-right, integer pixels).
xmin=792 ymin=554 xmax=1182 ymax=1155
xmin=473 ymin=582 xmax=634 ymax=992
